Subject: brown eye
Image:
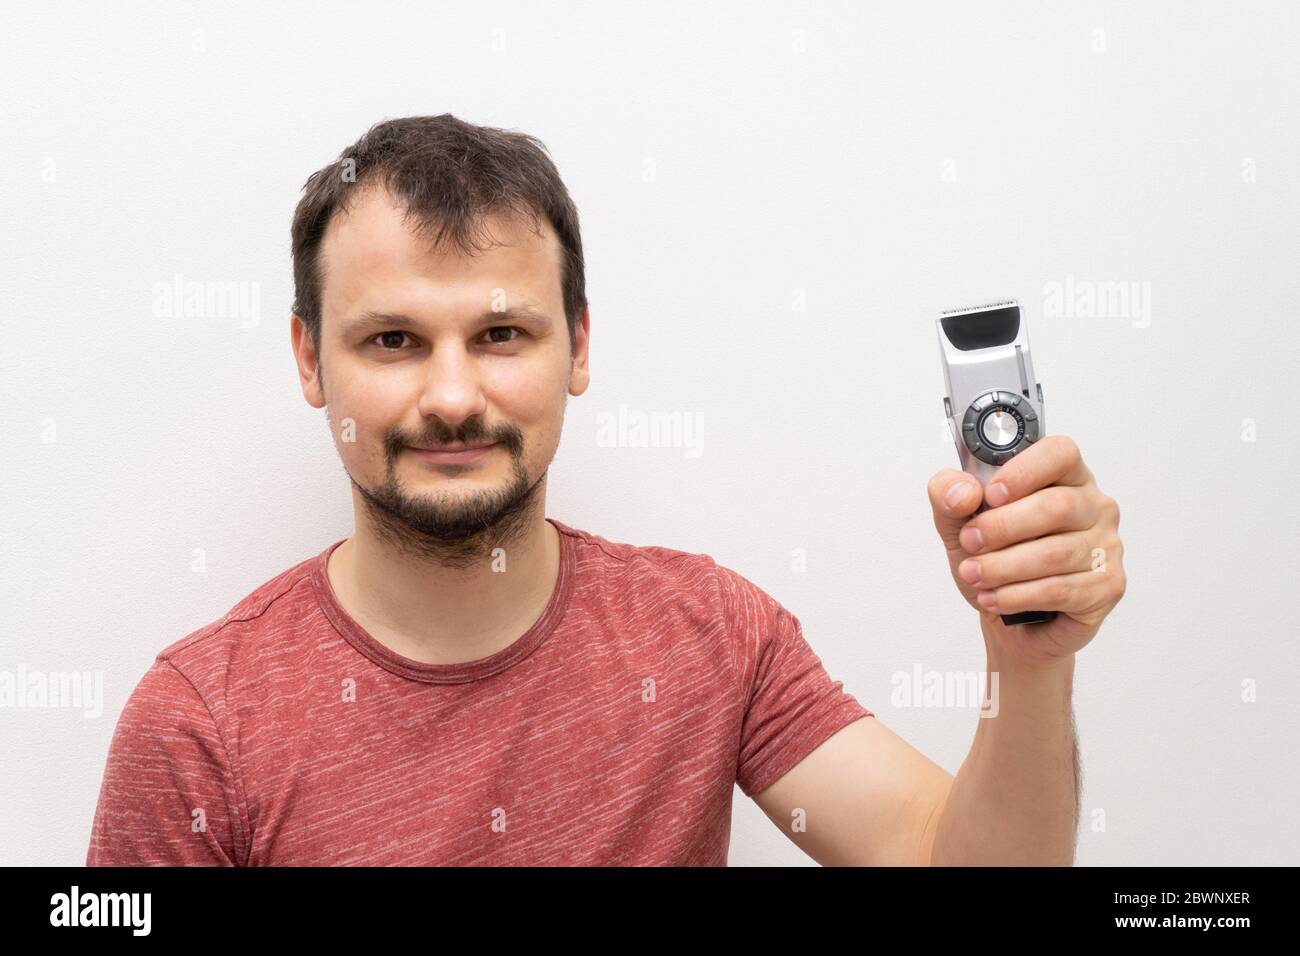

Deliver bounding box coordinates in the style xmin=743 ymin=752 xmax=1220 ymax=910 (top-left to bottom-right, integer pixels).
xmin=484 ymin=327 xmax=522 ymax=345
xmin=374 ymin=331 xmax=409 ymax=350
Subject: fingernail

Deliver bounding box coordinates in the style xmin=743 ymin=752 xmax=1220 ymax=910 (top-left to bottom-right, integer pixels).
xmin=958 ymin=559 xmax=981 ymax=584
xmin=986 ymin=482 xmax=1009 ymax=506
xmin=945 ymin=482 xmax=971 ymax=510
xmin=978 ymin=590 xmax=997 ymax=608
xmin=961 ymin=526 xmax=984 ymax=552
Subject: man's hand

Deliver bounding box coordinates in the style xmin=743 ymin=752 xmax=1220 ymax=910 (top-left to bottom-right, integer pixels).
xmin=927 ymin=435 xmax=1126 ymax=669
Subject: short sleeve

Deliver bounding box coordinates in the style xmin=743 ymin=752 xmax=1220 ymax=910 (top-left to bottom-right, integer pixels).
xmin=86 ymin=658 xmax=245 ymax=866
xmin=719 ymin=566 xmax=874 ymax=797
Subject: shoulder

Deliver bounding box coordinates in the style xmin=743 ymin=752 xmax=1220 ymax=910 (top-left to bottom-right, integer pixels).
xmin=149 ymin=544 xmax=331 ymax=706
xmin=551 ymin=517 xmax=729 ymax=597
xmin=550 ymin=517 xmax=779 ymax=633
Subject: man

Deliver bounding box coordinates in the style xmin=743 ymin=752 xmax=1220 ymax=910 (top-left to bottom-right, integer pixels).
xmin=86 ymin=114 xmax=1126 ymax=866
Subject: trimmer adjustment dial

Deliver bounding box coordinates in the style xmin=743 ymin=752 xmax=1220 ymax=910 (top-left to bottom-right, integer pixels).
xmin=960 ymin=390 xmax=1040 ymax=465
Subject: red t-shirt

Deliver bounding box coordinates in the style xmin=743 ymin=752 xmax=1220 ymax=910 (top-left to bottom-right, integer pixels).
xmin=86 ymin=518 xmax=872 ymax=866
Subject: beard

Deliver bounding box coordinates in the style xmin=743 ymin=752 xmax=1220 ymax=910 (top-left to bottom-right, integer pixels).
xmin=341 ymin=413 xmax=547 ymax=570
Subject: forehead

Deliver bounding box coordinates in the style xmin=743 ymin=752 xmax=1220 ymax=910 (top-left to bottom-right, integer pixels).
xmin=318 ymin=183 xmax=563 ymax=320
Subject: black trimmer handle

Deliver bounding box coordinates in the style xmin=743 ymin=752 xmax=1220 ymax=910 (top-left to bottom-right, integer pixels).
xmin=972 ymin=496 xmax=1058 ymax=626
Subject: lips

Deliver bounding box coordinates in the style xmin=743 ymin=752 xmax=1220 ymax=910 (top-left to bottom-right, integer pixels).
xmin=407 ymin=442 xmax=497 ymax=466
xmin=410 ymin=441 xmax=495 ymax=452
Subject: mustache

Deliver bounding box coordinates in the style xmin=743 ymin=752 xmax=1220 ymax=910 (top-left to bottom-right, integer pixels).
xmin=383 ymin=422 xmax=523 ymax=457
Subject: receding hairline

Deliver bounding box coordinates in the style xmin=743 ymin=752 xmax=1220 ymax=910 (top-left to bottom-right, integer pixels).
xmin=323 ymin=177 xmax=552 ymax=260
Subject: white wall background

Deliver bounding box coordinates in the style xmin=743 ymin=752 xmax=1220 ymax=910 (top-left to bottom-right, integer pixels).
xmin=1 ymin=0 xmax=1296 ymax=866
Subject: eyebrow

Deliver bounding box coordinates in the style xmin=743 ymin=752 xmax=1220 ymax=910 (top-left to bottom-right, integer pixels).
xmin=342 ymin=305 xmax=554 ymax=337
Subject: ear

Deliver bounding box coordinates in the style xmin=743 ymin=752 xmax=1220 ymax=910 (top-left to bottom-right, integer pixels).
xmin=568 ymin=307 xmax=591 ymax=397
xmin=290 ymin=313 xmax=326 ymax=408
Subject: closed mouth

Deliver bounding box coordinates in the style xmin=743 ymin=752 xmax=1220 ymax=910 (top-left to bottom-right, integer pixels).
xmin=410 ymin=442 xmax=496 ymax=452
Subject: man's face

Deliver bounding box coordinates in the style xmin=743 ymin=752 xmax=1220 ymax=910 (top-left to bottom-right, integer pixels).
xmin=292 ymin=184 xmax=589 ymax=549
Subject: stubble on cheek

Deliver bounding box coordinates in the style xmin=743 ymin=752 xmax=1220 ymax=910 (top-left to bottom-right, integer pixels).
xmin=323 ymin=393 xmax=389 ymax=485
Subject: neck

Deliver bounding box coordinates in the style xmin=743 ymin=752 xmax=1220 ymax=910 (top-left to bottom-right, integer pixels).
xmin=327 ymin=493 xmax=561 ymax=667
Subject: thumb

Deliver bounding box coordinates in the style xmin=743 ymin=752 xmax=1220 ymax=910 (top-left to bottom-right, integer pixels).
xmin=928 ymin=468 xmax=983 ymax=552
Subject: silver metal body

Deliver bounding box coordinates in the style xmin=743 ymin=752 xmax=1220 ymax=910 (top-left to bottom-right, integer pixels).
xmin=936 ymin=299 xmax=1046 ymax=489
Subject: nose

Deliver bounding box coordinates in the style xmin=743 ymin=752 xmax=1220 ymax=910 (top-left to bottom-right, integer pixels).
xmin=414 ymin=340 xmax=489 ymax=428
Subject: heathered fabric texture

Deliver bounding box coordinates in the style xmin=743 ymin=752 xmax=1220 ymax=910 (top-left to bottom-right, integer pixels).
xmin=87 ymin=518 xmax=872 ymax=866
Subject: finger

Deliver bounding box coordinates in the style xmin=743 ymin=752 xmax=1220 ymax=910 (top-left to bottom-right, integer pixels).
xmin=959 ymin=484 xmax=1093 ymax=555
xmin=928 ymin=468 xmax=984 ymax=551
xmin=983 ymin=434 xmax=1093 ymax=508
xmin=976 ymin=567 xmax=1114 ymax=615
xmin=957 ymin=530 xmax=1097 ymax=590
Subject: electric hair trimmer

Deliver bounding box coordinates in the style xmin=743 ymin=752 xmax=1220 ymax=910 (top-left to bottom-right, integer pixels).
xmin=936 ymin=299 xmax=1057 ymax=626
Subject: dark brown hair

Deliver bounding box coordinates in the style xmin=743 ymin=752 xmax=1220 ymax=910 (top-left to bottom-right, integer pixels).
xmin=290 ymin=114 xmax=587 ymax=358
